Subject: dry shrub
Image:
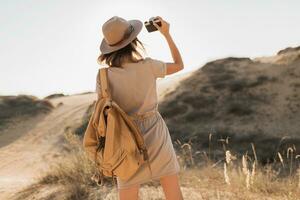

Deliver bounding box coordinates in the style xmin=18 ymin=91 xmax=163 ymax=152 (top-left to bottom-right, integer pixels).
xmin=38 ymin=132 xmax=94 ymax=185
xmin=74 ymin=101 xmax=96 ymax=137
xmin=226 ymin=101 xmax=253 ymax=116
xmin=0 ymin=95 xmax=54 ymax=127
xmin=182 ymin=95 xmax=216 ymax=108
xmin=35 ymin=130 xmax=115 ymax=200
xmin=44 ymin=93 xmax=66 ymax=99
xmin=159 ymin=100 xmax=189 ymax=118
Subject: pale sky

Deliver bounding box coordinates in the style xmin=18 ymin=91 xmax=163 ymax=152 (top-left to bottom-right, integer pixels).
xmin=1 ymin=0 xmax=300 ymax=98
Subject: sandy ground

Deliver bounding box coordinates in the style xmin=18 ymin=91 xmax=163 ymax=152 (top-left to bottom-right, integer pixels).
xmin=0 ymin=71 xmax=193 ymax=200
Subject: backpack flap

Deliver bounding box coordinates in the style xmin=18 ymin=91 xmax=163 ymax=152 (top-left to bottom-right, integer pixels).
xmin=96 ymin=103 xmax=145 ymax=180
xmin=112 ymin=101 xmax=148 ymax=153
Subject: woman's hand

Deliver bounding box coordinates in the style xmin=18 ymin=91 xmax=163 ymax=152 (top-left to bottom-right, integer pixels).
xmin=153 ymin=16 xmax=170 ymax=36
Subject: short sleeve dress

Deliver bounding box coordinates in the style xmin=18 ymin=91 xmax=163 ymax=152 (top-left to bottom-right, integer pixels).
xmin=96 ymin=57 xmax=181 ymax=189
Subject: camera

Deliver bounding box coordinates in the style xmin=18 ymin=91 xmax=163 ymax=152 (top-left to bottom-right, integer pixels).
xmin=144 ymin=17 xmax=162 ymax=32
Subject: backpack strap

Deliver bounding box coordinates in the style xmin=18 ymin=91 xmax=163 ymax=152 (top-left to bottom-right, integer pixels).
xmin=99 ymin=68 xmax=111 ymax=99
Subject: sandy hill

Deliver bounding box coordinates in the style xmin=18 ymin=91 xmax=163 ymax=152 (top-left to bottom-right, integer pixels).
xmin=159 ymin=46 xmax=300 ymax=162
xmin=0 ymin=93 xmax=97 ymax=199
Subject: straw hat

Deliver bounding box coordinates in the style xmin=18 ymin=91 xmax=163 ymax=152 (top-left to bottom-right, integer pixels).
xmin=100 ymin=16 xmax=143 ymax=54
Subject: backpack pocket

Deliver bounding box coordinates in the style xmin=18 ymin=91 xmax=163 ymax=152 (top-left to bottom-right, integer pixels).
xmin=112 ymin=149 xmax=142 ymax=181
xmin=97 ymin=148 xmax=127 ymax=171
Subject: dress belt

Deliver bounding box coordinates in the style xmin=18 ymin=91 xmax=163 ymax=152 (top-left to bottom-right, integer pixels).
xmin=128 ymin=109 xmax=158 ymax=121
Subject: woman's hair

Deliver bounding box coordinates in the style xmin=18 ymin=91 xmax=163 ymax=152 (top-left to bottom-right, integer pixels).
xmin=97 ymin=37 xmax=146 ymax=68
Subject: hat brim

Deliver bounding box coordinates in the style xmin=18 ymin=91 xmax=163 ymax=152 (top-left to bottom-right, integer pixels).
xmin=100 ymin=20 xmax=143 ymax=54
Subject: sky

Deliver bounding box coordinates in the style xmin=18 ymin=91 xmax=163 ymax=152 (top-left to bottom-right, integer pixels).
xmin=1 ymin=0 xmax=300 ymax=98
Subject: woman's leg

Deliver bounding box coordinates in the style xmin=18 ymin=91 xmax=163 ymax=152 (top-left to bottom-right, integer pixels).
xmin=118 ymin=184 xmax=140 ymax=200
xmin=160 ymin=173 xmax=184 ymax=200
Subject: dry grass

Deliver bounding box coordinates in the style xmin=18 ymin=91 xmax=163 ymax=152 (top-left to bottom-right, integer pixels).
xmin=11 ymin=130 xmax=114 ymax=200
xmin=12 ymin=129 xmax=299 ymax=200
xmin=176 ymin=132 xmax=299 ymax=198
xmin=176 ymin=135 xmax=300 ymax=200
xmin=0 ymin=95 xmax=53 ymax=128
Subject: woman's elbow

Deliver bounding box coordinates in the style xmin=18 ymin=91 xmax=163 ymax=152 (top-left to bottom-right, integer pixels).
xmin=178 ymin=62 xmax=184 ymax=70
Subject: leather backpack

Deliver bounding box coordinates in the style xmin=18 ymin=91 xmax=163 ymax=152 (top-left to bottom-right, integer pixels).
xmin=82 ymin=67 xmax=152 ymax=186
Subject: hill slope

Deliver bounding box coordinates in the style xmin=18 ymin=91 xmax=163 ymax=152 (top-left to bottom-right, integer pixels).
xmin=159 ymin=46 xmax=300 ymax=161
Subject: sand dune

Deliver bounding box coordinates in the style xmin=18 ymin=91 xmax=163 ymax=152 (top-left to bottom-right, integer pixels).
xmin=0 ymin=93 xmax=96 ymax=199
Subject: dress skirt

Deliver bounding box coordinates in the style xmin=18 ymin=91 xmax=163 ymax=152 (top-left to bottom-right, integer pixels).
xmin=116 ymin=109 xmax=181 ymax=189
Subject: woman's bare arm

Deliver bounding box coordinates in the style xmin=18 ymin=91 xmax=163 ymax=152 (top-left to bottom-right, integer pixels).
xmin=153 ymin=16 xmax=184 ymax=75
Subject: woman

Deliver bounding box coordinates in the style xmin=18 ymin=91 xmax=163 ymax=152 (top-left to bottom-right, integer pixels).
xmin=97 ymin=16 xmax=184 ymax=200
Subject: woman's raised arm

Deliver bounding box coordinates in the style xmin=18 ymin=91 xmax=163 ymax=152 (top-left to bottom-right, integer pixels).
xmin=153 ymin=16 xmax=184 ymax=75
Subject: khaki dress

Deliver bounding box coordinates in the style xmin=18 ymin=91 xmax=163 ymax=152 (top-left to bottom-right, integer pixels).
xmin=96 ymin=57 xmax=180 ymax=189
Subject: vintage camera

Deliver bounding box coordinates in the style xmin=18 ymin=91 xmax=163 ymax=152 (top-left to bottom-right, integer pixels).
xmin=144 ymin=17 xmax=162 ymax=32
